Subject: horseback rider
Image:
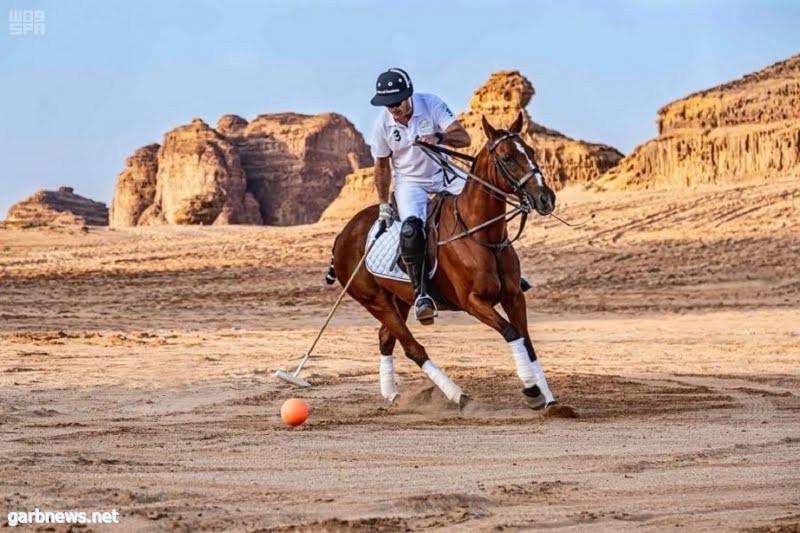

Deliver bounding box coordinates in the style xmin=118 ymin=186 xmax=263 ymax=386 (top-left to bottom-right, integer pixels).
xmin=369 ymin=68 xmax=471 ymax=324
xmin=369 ymin=68 xmax=534 ymax=324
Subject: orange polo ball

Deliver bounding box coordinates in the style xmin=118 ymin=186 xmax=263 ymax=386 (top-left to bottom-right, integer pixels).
xmin=281 ymin=398 xmax=309 ymax=427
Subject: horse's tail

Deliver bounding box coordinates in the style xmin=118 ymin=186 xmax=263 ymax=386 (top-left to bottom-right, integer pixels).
xmin=325 ymin=232 xmax=342 ymax=285
xmin=324 ymin=254 xmax=336 ymax=285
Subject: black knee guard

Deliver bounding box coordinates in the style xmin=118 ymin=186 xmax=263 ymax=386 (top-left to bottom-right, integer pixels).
xmin=400 ymin=217 xmax=426 ymax=259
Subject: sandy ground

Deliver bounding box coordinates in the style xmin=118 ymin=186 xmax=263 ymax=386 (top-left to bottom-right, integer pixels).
xmin=1 ymin=178 xmax=799 ymax=531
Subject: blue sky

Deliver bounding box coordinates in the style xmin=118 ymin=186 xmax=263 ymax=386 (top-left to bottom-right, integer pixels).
xmin=1 ymin=0 xmax=798 ymax=216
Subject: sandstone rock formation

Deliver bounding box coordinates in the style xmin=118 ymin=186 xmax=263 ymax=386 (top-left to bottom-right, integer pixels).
xmin=458 ymin=71 xmax=623 ymax=189
xmin=320 ymin=168 xmax=379 ymax=222
xmin=216 ymin=114 xmax=248 ymax=137
xmin=598 ymin=54 xmax=800 ymax=189
xmin=235 ymin=113 xmax=372 ymax=225
xmin=111 ymin=114 xmax=371 ymax=227
xmin=154 ymin=118 xmax=261 ymax=225
xmin=323 ymin=71 xmax=623 ymax=221
xmin=109 ymin=144 xmax=159 ymax=227
xmin=5 ymin=187 xmax=108 ymax=226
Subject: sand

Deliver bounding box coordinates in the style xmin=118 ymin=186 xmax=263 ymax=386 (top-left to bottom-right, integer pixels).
xmin=1 ymin=178 xmax=798 ymax=531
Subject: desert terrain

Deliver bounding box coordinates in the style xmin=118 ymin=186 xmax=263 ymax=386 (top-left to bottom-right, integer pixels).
xmin=1 ymin=178 xmax=799 ymax=531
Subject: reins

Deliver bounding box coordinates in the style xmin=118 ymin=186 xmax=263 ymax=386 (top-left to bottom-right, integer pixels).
xmin=416 ymin=138 xmax=533 ymax=249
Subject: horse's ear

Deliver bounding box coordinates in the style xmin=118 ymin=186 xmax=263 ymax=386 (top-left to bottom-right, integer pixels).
xmin=481 ymin=115 xmax=497 ymax=140
xmin=509 ymin=111 xmax=524 ymax=134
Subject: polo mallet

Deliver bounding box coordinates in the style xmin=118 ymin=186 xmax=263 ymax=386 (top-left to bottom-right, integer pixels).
xmin=275 ymin=222 xmax=388 ymax=387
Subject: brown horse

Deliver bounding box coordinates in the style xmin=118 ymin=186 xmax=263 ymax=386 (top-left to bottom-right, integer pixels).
xmin=329 ymin=112 xmax=576 ymax=417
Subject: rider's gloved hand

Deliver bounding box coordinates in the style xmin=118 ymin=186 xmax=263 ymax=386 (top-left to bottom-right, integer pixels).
xmin=378 ymin=203 xmax=395 ymax=228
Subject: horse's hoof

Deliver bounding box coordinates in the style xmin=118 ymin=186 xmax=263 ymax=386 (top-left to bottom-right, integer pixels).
xmin=542 ymin=402 xmax=579 ymax=418
xmin=379 ymin=395 xmax=400 ymax=412
xmin=458 ymin=394 xmax=473 ymax=411
xmin=522 ymin=385 xmax=546 ymax=410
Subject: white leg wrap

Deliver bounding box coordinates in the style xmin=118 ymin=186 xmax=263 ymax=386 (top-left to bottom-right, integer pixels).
xmin=531 ymin=359 xmax=555 ymax=404
xmin=379 ymin=355 xmax=399 ymax=402
xmin=421 ymin=360 xmax=462 ymax=404
xmin=509 ymin=338 xmax=537 ymax=388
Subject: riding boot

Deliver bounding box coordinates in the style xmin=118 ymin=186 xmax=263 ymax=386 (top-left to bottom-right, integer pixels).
xmin=402 ymin=253 xmax=436 ymax=325
xmin=399 ymin=217 xmax=437 ymax=325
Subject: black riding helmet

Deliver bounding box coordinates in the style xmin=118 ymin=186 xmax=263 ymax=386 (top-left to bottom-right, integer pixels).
xmin=370 ymin=68 xmax=413 ymax=106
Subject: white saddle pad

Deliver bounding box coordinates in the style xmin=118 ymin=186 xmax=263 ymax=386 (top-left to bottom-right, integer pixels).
xmin=365 ymin=221 xmax=437 ymax=282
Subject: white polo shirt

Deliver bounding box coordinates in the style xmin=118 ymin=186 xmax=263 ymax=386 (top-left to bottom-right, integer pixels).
xmin=370 ymin=93 xmax=458 ymax=183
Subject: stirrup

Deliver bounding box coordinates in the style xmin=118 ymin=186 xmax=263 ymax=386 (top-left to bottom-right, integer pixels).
xmin=414 ymin=295 xmax=437 ymax=325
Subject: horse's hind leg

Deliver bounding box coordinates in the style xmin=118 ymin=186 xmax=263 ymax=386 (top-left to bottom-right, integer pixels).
xmin=377 ymin=298 xmax=410 ymax=402
xmin=362 ymin=291 xmax=466 ymax=406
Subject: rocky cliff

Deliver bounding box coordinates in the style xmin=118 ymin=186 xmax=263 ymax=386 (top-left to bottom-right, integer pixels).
xmin=235 ymin=113 xmax=373 ymax=225
xmin=320 ymin=168 xmax=379 ymax=222
xmin=111 ymin=113 xmax=371 ymax=227
xmin=322 ymin=71 xmax=623 ymax=221
xmin=598 ymin=54 xmax=800 ymax=189
xmin=6 ymin=187 xmax=108 ymax=226
xmin=458 ymin=71 xmax=623 ymax=189
xmin=150 ymin=118 xmax=261 ymax=225
xmin=109 ymin=144 xmax=159 ymax=227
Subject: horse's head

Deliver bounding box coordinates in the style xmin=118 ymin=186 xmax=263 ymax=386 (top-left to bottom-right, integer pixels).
xmin=481 ymin=113 xmax=556 ymax=216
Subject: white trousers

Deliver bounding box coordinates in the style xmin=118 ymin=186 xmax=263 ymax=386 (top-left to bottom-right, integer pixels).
xmin=395 ymin=169 xmax=465 ymax=224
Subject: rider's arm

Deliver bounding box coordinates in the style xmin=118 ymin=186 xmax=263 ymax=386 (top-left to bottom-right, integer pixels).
xmin=374 ymin=156 xmax=392 ymax=204
xmin=441 ymin=121 xmax=471 ymax=149
xmin=428 ymin=95 xmax=471 ymax=149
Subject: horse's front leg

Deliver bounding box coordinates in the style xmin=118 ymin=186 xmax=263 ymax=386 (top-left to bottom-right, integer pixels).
xmin=499 ymin=289 xmax=555 ymax=409
xmin=464 ymin=288 xmax=576 ymax=416
xmin=500 ymin=290 xmax=578 ymax=417
xmin=464 ymin=291 xmax=549 ymax=407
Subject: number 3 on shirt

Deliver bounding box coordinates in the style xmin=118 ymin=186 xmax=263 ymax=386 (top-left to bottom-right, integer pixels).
xmin=393 ymin=130 xmax=401 ymax=142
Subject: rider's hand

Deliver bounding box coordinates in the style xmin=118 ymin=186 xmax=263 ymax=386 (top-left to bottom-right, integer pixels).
xmin=378 ymin=203 xmax=395 ymax=228
xmin=417 ymin=134 xmax=441 ymax=145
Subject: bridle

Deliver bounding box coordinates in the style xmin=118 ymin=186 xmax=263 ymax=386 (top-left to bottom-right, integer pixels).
xmin=488 ymin=132 xmax=547 ymax=200
xmin=416 ymin=133 xmax=548 ymax=249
